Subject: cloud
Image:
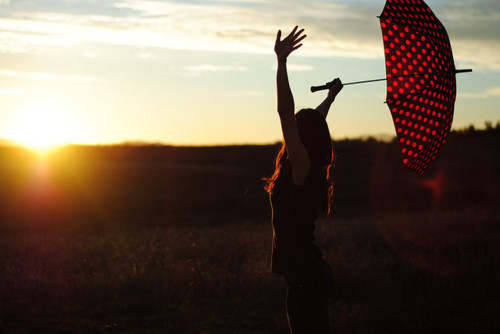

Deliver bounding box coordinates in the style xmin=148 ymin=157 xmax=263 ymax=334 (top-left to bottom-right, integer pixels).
xmin=110 ymin=0 xmax=383 ymax=58
xmin=182 ymin=64 xmax=249 ymax=73
xmin=461 ymin=87 xmax=500 ymax=99
xmin=272 ymin=64 xmax=315 ymax=72
xmin=433 ymin=0 xmax=500 ymax=70
xmin=452 ymin=40 xmax=500 ymax=71
xmin=0 ymin=68 xmax=101 ymax=82
xmin=288 ymin=64 xmax=315 ymax=72
xmin=175 ymin=64 xmax=249 ymax=77
xmin=208 ymin=0 xmax=268 ymax=3
xmin=0 ymin=0 xmax=378 ymax=57
xmin=0 ymin=0 xmax=498 ymax=70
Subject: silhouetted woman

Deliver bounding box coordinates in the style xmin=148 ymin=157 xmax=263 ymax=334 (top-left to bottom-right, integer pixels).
xmin=264 ymin=26 xmax=343 ymax=333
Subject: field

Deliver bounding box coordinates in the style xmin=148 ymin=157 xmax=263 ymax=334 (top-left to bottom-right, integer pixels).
xmin=1 ymin=128 xmax=499 ymax=333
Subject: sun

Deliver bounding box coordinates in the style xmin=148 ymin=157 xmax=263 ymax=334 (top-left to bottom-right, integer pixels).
xmin=7 ymin=103 xmax=81 ymax=154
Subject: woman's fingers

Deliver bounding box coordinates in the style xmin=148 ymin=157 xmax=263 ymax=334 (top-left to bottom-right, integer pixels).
xmin=286 ymin=26 xmax=305 ymax=44
xmin=293 ymin=28 xmax=305 ymax=41
xmin=293 ymin=33 xmax=307 ymax=45
xmin=287 ymin=26 xmax=299 ymax=39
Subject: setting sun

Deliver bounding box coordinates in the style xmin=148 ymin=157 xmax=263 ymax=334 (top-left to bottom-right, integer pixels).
xmin=6 ymin=103 xmax=81 ymax=154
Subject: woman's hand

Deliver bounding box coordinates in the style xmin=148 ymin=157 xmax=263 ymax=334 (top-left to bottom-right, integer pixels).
xmin=316 ymin=78 xmax=343 ymax=119
xmin=328 ymin=78 xmax=343 ymax=99
xmin=275 ymin=26 xmax=306 ymax=63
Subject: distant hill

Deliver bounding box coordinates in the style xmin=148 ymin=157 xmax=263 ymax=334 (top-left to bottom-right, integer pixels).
xmin=0 ymin=127 xmax=498 ymax=231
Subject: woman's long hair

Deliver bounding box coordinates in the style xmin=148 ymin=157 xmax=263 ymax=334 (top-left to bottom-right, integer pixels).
xmin=264 ymin=109 xmax=335 ymax=215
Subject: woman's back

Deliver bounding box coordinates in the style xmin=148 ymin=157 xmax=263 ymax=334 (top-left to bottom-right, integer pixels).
xmin=270 ymin=169 xmax=322 ymax=277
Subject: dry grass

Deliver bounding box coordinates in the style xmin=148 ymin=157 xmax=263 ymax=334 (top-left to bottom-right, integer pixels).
xmin=1 ymin=207 xmax=499 ymax=333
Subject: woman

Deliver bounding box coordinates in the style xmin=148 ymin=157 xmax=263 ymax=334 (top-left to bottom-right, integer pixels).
xmin=264 ymin=26 xmax=343 ymax=333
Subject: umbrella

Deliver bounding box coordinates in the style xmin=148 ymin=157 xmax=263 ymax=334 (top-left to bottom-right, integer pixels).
xmin=311 ymin=0 xmax=471 ymax=174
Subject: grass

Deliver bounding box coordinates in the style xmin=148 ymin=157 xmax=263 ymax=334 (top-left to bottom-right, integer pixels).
xmin=1 ymin=208 xmax=499 ymax=333
xmin=1 ymin=130 xmax=499 ymax=333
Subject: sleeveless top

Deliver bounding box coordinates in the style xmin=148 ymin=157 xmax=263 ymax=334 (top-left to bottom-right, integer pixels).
xmin=270 ymin=167 xmax=322 ymax=277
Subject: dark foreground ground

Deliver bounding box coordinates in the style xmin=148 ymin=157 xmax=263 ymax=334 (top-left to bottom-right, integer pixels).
xmin=1 ymin=127 xmax=499 ymax=333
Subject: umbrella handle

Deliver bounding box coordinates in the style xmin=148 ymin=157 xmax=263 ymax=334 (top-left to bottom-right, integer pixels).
xmin=311 ymin=83 xmax=333 ymax=93
xmin=310 ymin=69 xmax=472 ymax=93
xmin=311 ymin=78 xmax=387 ymax=92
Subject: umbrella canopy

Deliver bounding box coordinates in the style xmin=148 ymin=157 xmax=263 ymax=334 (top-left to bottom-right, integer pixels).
xmin=379 ymin=0 xmax=458 ymax=174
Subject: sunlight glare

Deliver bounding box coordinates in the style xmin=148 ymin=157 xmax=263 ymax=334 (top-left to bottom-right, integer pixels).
xmin=7 ymin=103 xmax=80 ymax=154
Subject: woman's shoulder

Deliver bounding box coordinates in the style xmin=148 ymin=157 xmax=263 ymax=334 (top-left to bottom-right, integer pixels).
xmin=275 ymin=163 xmax=319 ymax=193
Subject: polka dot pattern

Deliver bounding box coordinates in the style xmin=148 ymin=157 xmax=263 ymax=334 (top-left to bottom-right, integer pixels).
xmin=379 ymin=0 xmax=457 ymax=174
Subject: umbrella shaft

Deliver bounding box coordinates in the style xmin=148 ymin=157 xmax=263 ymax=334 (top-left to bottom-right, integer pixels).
xmin=344 ymin=78 xmax=387 ymax=85
xmin=311 ymin=69 xmax=472 ymax=92
xmin=346 ymin=69 xmax=472 ymax=85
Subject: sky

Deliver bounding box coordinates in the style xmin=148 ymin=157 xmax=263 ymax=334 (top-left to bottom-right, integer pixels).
xmin=0 ymin=0 xmax=499 ymax=147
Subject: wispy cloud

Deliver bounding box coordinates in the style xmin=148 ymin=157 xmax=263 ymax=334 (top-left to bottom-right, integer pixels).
xmin=0 ymin=0 xmax=379 ymax=58
xmin=0 ymin=0 xmax=498 ymax=69
xmin=461 ymin=87 xmax=500 ymax=99
xmin=452 ymin=40 xmax=500 ymax=71
xmin=0 ymin=69 xmax=101 ymax=82
xmin=174 ymin=64 xmax=249 ymax=77
xmin=182 ymin=64 xmax=249 ymax=73
xmin=272 ymin=64 xmax=315 ymax=72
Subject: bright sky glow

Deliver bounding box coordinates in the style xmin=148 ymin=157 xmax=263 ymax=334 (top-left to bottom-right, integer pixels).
xmin=0 ymin=0 xmax=498 ymax=146
xmin=4 ymin=100 xmax=85 ymax=153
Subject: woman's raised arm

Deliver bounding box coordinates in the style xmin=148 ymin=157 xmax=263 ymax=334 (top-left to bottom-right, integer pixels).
xmin=275 ymin=26 xmax=310 ymax=185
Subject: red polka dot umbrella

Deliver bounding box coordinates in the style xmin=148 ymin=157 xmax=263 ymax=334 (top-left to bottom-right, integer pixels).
xmin=311 ymin=0 xmax=471 ymax=174
xmin=380 ymin=0 xmax=472 ymax=174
